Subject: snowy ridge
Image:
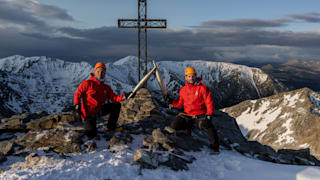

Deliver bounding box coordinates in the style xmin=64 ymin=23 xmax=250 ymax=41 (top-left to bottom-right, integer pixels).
xmin=111 ymin=57 xmax=281 ymax=107
xmin=225 ymin=90 xmax=305 ymax=144
xmin=223 ymin=88 xmax=320 ymax=159
xmin=0 ymin=55 xmax=282 ymax=116
xmin=0 ymin=55 xmax=92 ymax=114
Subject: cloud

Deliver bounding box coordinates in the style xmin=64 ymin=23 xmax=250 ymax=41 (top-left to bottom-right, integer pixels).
xmin=0 ymin=0 xmax=74 ymax=21
xmin=0 ymin=0 xmax=74 ymax=33
xmin=200 ymin=19 xmax=289 ymax=29
xmin=2 ymin=25 xmax=320 ymax=63
xmin=287 ymin=12 xmax=320 ymax=23
xmin=0 ymin=2 xmax=320 ymax=63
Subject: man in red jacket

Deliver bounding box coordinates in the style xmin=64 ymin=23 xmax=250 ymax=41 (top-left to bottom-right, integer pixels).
xmin=74 ymin=62 xmax=127 ymax=139
xmin=165 ymin=67 xmax=220 ymax=154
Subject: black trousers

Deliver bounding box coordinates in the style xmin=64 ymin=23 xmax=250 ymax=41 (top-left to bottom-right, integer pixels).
xmin=170 ymin=114 xmax=220 ymax=149
xmin=84 ymin=103 xmax=121 ymax=139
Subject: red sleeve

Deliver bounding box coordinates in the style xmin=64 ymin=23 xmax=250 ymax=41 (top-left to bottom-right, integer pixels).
xmin=74 ymin=81 xmax=88 ymax=105
xmin=202 ymin=86 xmax=214 ymax=115
xmin=105 ymin=85 xmax=125 ymax=103
xmin=172 ymin=88 xmax=184 ymax=109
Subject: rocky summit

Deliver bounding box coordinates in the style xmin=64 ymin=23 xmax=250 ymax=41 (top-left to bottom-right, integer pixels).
xmin=223 ymin=87 xmax=320 ymax=160
xmin=0 ymin=88 xmax=319 ymax=176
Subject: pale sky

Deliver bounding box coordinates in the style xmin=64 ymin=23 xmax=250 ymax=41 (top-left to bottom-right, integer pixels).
xmin=1 ymin=0 xmax=320 ymax=63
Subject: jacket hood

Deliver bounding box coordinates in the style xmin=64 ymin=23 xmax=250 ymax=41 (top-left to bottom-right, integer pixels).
xmin=89 ymin=73 xmax=104 ymax=84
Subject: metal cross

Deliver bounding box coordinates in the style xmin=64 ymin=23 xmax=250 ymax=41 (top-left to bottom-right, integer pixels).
xmin=118 ymin=0 xmax=167 ymax=81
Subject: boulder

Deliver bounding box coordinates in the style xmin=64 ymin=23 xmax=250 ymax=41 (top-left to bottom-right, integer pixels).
xmin=108 ymin=132 xmax=133 ymax=153
xmin=83 ymin=140 xmax=97 ymax=152
xmin=0 ymin=111 xmax=72 ymax=133
xmin=15 ymin=129 xmax=82 ymax=154
xmin=0 ymin=140 xmax=14 ymax=155
xmin=138 ymin=128 xmax=202 ymax=171
xmin=26 ymin=111 xmax=79 ymax=130
xmin=134 ymin=149 xmax=159 ymax=169
xmin=10 ymin=153 xmax=55 ymax=171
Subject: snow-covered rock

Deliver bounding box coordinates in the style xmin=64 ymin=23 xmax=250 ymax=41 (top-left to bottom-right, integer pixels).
xmin=223 ymin=88 xmax=320 ymax=160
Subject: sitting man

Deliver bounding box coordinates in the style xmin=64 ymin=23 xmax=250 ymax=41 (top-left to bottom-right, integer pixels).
xmin=74 ymin=62 xmax=127 ymax=139
xmin=165 ymin=66 xmax=220 ymax=154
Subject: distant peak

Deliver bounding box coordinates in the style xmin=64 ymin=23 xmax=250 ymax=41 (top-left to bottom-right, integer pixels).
xmin=261 ymin=64 xmax=274 ymax=70
xmin=114 ymin=56 xmax=138 ymax=66
xmin=283 ymin=59 xmax=301 ymax=65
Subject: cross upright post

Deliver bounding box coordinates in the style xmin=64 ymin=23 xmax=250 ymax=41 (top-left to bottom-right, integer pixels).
xmin=118 ymin=0 xmax=167 ymax=81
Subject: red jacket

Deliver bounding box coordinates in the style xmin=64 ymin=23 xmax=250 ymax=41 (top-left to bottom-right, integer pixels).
xmin=172 ymin=79 xmax=214 ymax=116
xmin=74 ymin=73 xmax=125 ymax=118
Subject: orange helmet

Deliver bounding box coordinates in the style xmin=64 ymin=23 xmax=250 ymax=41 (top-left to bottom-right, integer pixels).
xmin=185 ymin=67 xmax=196 ymax=75
xmin=94 ymin=62 xmax=106 ymax=72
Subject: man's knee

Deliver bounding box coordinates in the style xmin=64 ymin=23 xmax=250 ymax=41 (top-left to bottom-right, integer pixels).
xmin=113 ymin=103 xmax=121 ymax=110
xmin=198 ymin=120 xmax=213 ymax=130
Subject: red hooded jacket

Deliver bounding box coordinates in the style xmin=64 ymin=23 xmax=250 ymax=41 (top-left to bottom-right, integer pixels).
xmin=172 ymin=79 xmax=214 ymax=116
xmin=74 ymin=73 xmax=125 ymax=118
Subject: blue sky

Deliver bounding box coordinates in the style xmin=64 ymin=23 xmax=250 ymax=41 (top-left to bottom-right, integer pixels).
xmin=1 ymin=0 xmax=320 ymax=63
xmin=41 ymin=0 xmax=320 ymax=29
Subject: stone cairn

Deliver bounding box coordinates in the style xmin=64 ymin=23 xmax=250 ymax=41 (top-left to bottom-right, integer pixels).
xmin=108 ymin=88 xmax=207 ymax=171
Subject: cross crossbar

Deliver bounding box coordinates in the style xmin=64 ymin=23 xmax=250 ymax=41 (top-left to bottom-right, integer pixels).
xmin=118 ymin=19 xmax=167 ymax=29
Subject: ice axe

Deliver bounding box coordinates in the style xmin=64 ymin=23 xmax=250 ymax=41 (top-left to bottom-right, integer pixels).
xmin=126 ymin=61 xmax=157 ymax=99
xmin=153 ymin=60 xmax=167 ymax=101
xmin=127 ymin=60 xmax=168 ymax=100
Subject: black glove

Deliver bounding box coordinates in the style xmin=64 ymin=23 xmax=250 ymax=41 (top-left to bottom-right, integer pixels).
xmin=206 ymin=115 xmax=212 ymax=121
xmin=74 ymin=104 xmax=81 ymax=115
xmin=198 ymin=115 xmax=212 ymax=130
xmin=164 ymin=95 xmax=173 ymax=104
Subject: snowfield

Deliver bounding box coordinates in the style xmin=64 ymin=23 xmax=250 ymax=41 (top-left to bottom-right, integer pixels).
xmin=1 ymin=135 xmax=319 ymax=180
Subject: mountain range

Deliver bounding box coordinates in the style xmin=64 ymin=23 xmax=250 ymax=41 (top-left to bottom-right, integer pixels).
xmin=0 ymin=55 xmax=285 ymax=118
xmin=261 ymin=59 xmax=320 ymax=91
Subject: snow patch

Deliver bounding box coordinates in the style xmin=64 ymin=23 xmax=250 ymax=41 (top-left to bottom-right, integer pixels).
xmin=275 ymin=118 xmax=294 ymax=145
xmin=296 ymin=167 xmax=320 ymax=180
xmin=64 ymin=131 xmax=75 ymax=142
xmin=283 ymin=93 xmax=303 ymax=108
xmin=299 ymin=143 xmax=310 ymax=148
xmin=235 ymin=100 xmax=282 ymax=138
xmin=35 ymin=130 xmax=49 ymax=141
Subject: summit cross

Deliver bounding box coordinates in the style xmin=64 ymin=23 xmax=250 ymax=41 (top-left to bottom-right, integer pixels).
xmin=118 ymin=0 xmax=167 ymax=81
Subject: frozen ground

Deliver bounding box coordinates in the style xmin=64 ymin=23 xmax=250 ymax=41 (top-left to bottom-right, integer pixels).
xmin=1 ymin=134 xmax=319 ymax=180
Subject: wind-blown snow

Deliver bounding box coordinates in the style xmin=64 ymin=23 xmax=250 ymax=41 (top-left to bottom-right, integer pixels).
xmin=1 ymin=137 xmax=319 ymax=180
